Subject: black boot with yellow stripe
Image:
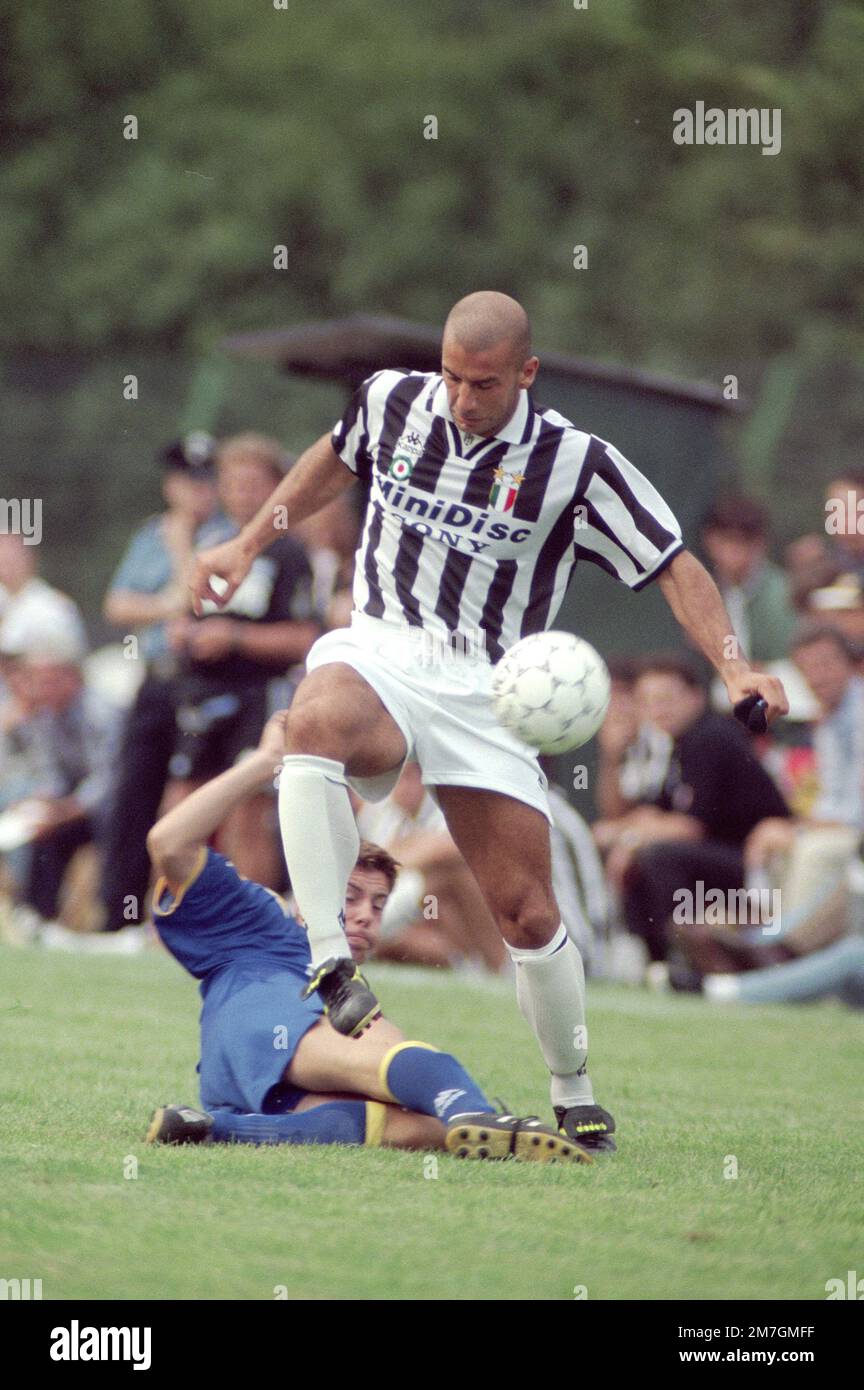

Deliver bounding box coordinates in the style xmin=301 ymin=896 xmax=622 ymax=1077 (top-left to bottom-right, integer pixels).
xmin=554 ymin=1103 xmax=617 ymax=1153
xmin=446 ymin=1112 xmax=593 ymax=1164
xmin=301 ymin=956 xmax=382 ymax=1037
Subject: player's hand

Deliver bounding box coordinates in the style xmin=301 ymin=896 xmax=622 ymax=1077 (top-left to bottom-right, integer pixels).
xmin=723 ymin=667 xmax=789 ymax=725
xmin=190 ymin=536 xmax=254 ymax=615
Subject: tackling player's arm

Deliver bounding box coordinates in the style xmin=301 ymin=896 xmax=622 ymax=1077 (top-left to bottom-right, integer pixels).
xmin=190 ymin=433 xmax=354 ymax=613
xmin=657 ymin=550 xmax=789 ymax=721
xmin=146 ymin=712 xmax=287 ymax=891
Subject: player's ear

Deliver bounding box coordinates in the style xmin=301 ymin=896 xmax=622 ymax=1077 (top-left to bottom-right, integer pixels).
xmin=519 ymin=356 xmax=539 ymax=388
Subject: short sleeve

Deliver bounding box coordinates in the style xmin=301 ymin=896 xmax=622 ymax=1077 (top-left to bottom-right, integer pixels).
xmin=331 ymin=374 xmax=384 ymax=483
xmin=108 ymin=519 xmax=168 ymax=594
xmin=573 ymin=437 xmax=684 ymax=589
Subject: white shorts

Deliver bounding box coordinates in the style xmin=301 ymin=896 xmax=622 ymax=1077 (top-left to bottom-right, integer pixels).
xmin=305 ymin=612 xmax=552 ymax=821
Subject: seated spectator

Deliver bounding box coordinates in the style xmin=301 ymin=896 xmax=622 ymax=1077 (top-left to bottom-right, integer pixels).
xmin=356 ymin=760 xmax=507 ymax=972
xmin=163 ymin=433 xmax=320 ymax=886
xmin=741 ymin=624 xmax=864 ymax=918
xmin=544 ymin=778 xmax=611 ymax=975
xmin=594 ymin=656 xmax=671 ymax=822
xmin=0 ymin=532 xmax=87 ymax=659
xmin=704 ymin=933 xmax=864 ymax=1008
xmin=700 ymin=494 xmax=797 ymax=666
xmin=98 ymin=434 xmax=222 ymax=931
xmin=3 ymin=642 xmax=121 ymax=929
xmin=594 ymin=654 xmax=790 ymax=963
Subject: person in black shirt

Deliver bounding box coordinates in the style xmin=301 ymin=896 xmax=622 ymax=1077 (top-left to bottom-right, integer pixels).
xmin=163 ymin=434 xmax=320 ymax=884
xmin=597 ymin=654 xmax=790 ymax=962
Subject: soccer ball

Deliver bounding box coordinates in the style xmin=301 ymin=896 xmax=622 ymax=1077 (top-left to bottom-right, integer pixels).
xmin=492 ymin=631 xmax=611 ymax=754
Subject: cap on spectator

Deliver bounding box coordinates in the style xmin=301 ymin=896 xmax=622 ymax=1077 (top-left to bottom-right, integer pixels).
xmin=161 ymin=432 xmax=217 ymax=479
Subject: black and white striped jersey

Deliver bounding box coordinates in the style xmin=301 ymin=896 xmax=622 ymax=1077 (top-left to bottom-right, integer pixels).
xmin=331 ymin=369 xmax=684 ymax=663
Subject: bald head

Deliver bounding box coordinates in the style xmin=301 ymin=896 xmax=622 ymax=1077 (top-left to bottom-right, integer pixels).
xmin=443 ymin=291 xmax=531 ymax=365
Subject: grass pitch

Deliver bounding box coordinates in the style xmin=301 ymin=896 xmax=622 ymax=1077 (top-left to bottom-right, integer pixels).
xmin=1 ymin=942 xmax=860 ymax=1301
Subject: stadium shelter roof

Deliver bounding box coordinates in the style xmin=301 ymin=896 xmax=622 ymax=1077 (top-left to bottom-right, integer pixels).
xmin=220 ymin=315 xmax=741 ymax=413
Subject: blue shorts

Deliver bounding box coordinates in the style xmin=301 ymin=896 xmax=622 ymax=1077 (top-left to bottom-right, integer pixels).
xmin=198 ymin=964 xmax=325 ymax=1115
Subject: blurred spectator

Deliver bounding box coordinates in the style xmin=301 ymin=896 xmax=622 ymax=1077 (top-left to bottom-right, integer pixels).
xmin=594 ymin=654 xmax=789 ymax=963
xmin=786 ymin=471 xmax=864 ymax=607
xmin=545 ymin=778 xmax=611 ymax=973
xmin=701 ymin=494 xmax=797 ymax=665
xmin=8 ymin=648 xmax=121 ymax=927
xmin=356 ymin=760 xmax=507 ymax=972
xmin=98 ymin=434 xmax=221 ymax=931
xmin=742 ymin=624 xmax=864 ymax=915
xmin=0 ymin=533 xmax=87 ymax=659
xmin=162 ymin=432 xmax=320 ymax=885
xmin=595 ymin=656 xmax=671 ymax=821
xmin=293 ymin=492 xmax=361 ymax=631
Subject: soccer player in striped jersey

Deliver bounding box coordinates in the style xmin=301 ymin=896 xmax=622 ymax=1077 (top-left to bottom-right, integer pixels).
xmin=191 ymin=292 xmax=788 ymax=1153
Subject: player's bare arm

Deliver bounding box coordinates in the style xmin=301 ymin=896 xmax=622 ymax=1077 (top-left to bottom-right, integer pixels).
xmin=190 ymin=432 xmax=354 ymax=613
xmin=657 ymin=549 xmax=789 ymax=720
xmin=146 ymin=711 xmax=288 ymax=889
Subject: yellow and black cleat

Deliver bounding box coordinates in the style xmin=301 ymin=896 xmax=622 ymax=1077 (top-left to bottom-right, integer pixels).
xmin=446 ymin=1113 xmax=593 ymax=1164
xmin=145 ymin=1103 xmax=213 ymax=1145
xmin=554 ymin=1103 xmax=617 ymax=1153
xmin=301 ymin=956 xmax=382 ymax=1038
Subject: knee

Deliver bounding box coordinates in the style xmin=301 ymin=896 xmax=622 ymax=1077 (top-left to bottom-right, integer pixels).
xmin=493 ymin=888 xmax=559 ymax=951
xmin=285 ymin=697 xmax=351 ymax=760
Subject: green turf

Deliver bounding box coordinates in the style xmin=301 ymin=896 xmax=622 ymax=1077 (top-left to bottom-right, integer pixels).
xmin=0 ymin=942 xmax=860 ymax=1301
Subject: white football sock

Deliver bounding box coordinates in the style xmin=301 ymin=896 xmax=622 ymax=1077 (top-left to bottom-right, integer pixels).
xmin=277 ymin=754 xmax=359 ymax=966
xmin=509 ymin=923 xmax=595 ymax=1109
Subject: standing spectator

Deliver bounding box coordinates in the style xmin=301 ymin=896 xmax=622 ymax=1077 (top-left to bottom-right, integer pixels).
xmin=700 ymin=494 xmax=797 ymax=665
xmin=163 ymin=433 xmax=320 ymax=885
xmin=98 ymin=434 xmax=221 ymax=931
xmin=598 ymin=655 xmax=789 ymax=962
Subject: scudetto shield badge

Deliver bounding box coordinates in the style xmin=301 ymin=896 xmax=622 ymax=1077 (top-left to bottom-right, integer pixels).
xmin=489 ymin=466 xmax=525 ymax=513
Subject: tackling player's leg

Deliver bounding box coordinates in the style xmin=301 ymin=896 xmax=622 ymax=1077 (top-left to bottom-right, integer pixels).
xmin=436 ymin=784 xmax=616 ymax=1152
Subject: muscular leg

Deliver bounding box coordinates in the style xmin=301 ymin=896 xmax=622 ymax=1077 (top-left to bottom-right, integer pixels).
xmin=278 ymin=664 xmax=408 ymax=963
xmin=286 ymin=1013 xmax=493 ymax=1126
xmin=436 ymin=786 xmax=595 ymax=1111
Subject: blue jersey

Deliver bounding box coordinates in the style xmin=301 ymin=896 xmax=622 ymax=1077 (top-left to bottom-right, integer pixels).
xmin=153 ymin=848 xmax=311 ymax=988
xmin=153 ymin=850 xmax=324 ymax=1114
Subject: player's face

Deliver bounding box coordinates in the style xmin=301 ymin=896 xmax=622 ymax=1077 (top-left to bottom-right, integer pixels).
xmin=343 ymin=867 xmax=391 ymax=962
xmin=441 ymin=337 xmax=539 ymax=438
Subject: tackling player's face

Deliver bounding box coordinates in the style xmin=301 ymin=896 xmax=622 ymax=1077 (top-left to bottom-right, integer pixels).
xmin=343 ymin=867 xmax=391 ymax=962
xmin=441 ymin=337 xmax=539 ymax=438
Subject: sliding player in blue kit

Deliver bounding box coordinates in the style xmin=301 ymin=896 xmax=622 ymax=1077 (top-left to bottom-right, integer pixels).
xmin=144 ymin=712 xmax=591 ymax=1164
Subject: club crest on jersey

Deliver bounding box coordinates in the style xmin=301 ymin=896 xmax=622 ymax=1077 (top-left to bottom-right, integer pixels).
xmin=489 ymin=466 xmax=525 ymax=513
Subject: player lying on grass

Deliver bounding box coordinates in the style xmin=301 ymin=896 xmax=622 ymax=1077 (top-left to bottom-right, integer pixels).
xmin=144 ymin=712 xmax=591 ymax=1163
